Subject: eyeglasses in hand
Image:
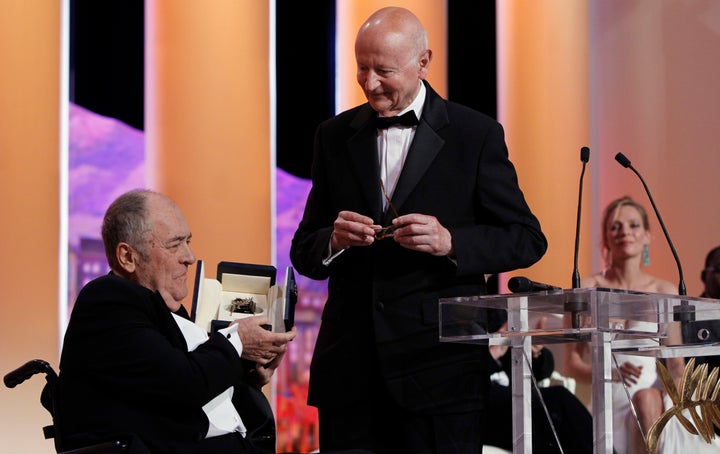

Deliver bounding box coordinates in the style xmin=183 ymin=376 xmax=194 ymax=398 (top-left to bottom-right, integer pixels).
xmin=374 ymin=179 xmax=400 ymax=240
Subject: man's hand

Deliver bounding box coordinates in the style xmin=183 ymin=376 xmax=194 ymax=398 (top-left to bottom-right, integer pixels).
xmin=247 ymin=349 xmax=288 ymax=388
xmin=391 ymin=213 xmax=453 ymax=257
xmin=331 ymin=210 xmax=379 ymax=251
xmin=232 ymin=317 xmax=297 ymax=366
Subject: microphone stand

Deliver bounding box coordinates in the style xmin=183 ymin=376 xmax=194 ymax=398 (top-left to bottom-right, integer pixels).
xmin=615 ymin=153 xmax=694 ymax=325
xmin=566 ymin=147 xmax=590 ymax=328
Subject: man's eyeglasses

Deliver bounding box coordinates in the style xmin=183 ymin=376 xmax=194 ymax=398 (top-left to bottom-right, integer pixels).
xmin=374 ymin=179 xmax=399 ymax=240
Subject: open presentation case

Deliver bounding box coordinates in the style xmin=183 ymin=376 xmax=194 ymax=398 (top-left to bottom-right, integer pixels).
xmin=191 ymin=260 xmax=296 ymax=334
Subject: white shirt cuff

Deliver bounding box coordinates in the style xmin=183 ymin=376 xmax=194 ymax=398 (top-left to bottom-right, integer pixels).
xmin=321 ymin=236 xmax=346 ymax=266
xmin=218 ymin=324 xmax=243 ymax=358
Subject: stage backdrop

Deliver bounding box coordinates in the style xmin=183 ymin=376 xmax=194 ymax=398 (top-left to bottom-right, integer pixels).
xmin=3 ymin=1 xmax=720 ymax=452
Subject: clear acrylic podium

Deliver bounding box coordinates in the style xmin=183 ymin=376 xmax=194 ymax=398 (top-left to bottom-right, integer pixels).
xmin=439 ymin=288 xmax=720 ymax=454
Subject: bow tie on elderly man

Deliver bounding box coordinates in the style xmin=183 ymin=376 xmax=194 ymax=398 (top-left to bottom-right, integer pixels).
xmin=374 ymin=111 xmax=419 ymax=129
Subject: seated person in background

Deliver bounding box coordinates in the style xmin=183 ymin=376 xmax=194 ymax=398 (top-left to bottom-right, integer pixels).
xmin=563 ymin=196 xmax=720 ymax=454
xmin=685 ymin=245 xmax=720 ymax=437
xmin=484 ymin=312 xmax=593 ymax=454
xmin=687 ymin=245 xmax=720 ymax=370
xmin=54 ymin=189 xmax=297 ymax=453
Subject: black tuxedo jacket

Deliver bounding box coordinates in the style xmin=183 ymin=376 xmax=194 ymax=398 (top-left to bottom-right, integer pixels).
xmin=56 ymin=273 xmax=272 ymax=453
xmin=291 ymin=81 xmax=548 ymax=414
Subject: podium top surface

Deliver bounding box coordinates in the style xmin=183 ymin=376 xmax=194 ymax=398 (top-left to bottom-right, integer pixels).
xmin=439 ymin=288 xmax=720 ymax=353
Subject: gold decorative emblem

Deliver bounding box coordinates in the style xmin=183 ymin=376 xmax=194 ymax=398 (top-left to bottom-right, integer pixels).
xmin=646 ymin=358 xmax=720 ymax=452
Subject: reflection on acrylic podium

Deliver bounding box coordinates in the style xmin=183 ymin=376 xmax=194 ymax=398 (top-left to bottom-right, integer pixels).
xmin=439 ymin=288 xmax=720 ymax=454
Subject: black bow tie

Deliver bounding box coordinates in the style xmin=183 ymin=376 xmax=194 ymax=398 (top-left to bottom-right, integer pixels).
xmin=375 ymin=111 xmax=419 ymax=129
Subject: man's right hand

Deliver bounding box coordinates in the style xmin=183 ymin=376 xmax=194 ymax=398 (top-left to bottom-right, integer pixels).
xmin=232 ymin=316 xmax=297 ymax=366
xmin=331 ymin=210 xmax=379 ymax=251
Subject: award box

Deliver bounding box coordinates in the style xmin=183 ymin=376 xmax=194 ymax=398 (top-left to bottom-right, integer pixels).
xmin=191 ymin=260 xmax=296 ymax=334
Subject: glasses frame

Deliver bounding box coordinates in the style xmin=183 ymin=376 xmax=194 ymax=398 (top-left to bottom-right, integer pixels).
xmin=374 ymin=179 xmax=400 ymax=240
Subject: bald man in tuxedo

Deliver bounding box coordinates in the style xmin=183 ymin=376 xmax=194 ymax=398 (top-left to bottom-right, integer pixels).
xmin=290 ymin=7 xmax=547 ymax=454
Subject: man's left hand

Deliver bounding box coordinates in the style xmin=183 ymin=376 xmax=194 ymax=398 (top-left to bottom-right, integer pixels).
xmin=391 ymin=213 xmax=454 ymax=257
xmin=247 ymin=350 xmax=286 ymax=388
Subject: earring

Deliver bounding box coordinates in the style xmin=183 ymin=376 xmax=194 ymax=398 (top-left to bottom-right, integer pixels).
xmin=603 ymin=249 xmax=612 ymax=274
xmin=643 ymin=244 xmax=650 ymax=266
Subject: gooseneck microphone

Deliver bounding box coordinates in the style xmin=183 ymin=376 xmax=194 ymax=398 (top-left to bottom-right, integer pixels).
xmin=508 ymin=276 xmax=561 ymax=293
xmin=566 ymin=147 xmax=591 ymax=329
xmin=614 ymin=152 xmax=687 ymax=296
xmin=572 ymin=147 xmax=590 ymax=289
xmin=615 ymin=152 xmax=694 ymax=328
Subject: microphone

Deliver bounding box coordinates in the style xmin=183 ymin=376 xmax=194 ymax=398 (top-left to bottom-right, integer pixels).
xmin=508 ymin=276 xmax=561 ymax=293
xmin=614 ymin=153 xmax=686 ymax=295
xmin=614 ymin=152 xmax=693 ymax=322
xmin=566 ymin=147 xmax=591 ymax=329
xmin=572 ymin=147 xmax=590 ymax=288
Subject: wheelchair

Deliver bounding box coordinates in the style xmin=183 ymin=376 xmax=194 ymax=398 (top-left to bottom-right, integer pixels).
xmin=5 ymin=359 xmax=377 ymax=454
xmin=4 ymin=359 xmax=130 ymax=453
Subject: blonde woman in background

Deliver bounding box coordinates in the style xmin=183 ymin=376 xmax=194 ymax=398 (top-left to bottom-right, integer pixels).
xmin=563 ymin=196 xmax=686 ymax=454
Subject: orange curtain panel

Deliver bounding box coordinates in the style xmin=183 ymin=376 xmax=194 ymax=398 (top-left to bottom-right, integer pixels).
xmin=0 ymin=2 xmax=63 ymax=452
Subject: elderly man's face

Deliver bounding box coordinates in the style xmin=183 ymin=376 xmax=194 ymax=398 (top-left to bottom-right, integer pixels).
xmin=134 ymin=195 xmax=196 ymax=310
xmin=355 ymin=29 xmax=429 ymax=117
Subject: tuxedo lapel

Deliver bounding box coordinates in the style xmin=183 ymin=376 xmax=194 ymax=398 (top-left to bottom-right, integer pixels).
xmin=348 ymin=108 xmax=384 ymax=223
xmin=382 ymin=83 xmax=448 ymax=225
xmin=152 ymin=290 xmax=189 ymax=351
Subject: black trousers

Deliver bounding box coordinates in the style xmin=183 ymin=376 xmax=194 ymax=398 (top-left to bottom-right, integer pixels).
xmin=318 ymin=375 xmax=485 ymax=454
xmin=484 ymin=383 xmax=593 ymax=454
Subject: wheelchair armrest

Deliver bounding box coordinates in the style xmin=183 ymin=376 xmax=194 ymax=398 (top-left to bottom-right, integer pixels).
xmin=4 ymin=359 xmax=57 ymax=388
xmin=5 ymin=359 xmax=132 ymax=453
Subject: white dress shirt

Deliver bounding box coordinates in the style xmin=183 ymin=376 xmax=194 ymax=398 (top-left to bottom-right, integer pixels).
xmin=377 ymin=81 xmax=426 ymax=210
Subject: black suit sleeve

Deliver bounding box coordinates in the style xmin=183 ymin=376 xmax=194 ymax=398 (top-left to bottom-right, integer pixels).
xmin=60 ymin=275 xmax=245 ymax=407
